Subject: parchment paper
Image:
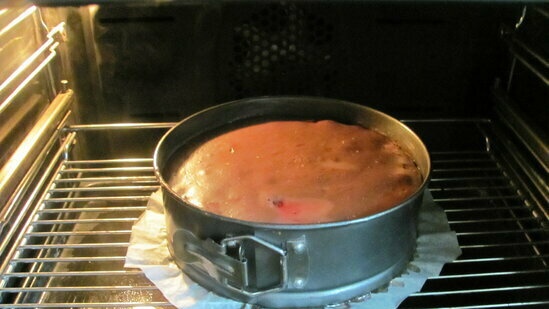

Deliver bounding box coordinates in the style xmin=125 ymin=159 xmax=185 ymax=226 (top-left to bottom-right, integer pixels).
xmin=125 ymin=190 xmax=461 ymax=308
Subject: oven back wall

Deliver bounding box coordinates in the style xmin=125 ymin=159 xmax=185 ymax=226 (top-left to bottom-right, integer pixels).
xmin=66 ymin=2 xmax=520 ymax=123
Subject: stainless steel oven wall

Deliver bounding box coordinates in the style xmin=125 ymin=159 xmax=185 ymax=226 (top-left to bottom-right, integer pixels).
xmin=0 ymin=6 xmax=59 ymax=170
xmin=68 ymin=2 xmax=522 ymax=124
xmin=0 ymin=4 xmax=76 ymax=261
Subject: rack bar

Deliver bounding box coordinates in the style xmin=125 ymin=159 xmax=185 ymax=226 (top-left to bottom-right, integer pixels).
xmin=459 ymin=241 xmax=549 ymax=249
xmin=64 ymin=158 xmax=153 ymax=165
xmin=65 ymin=122 xmax=177 ymax=131
xmin=510 ymin=45 xmax=549 ymax=86
xmin=444 ymin=206 xmax=528 ymax=212
xmin=4 ymin=270 xmax=142 ymax=278
xmin=0 ymin=302 xmax=173 ymax=308
xmin=49 ymin=185 xmax=159 ymax=193
xmin=18 ymin=243 xmax=130 ymax=249
xmin=0 ymin=6 xmax=36 ymax=37
xmin=431 ymin=158 xmax=494 ymax=164
xmin=429 ymin=176 xmax=507 ymax=182
xmin=0 ymin=133 xmax=75 ymax=256
xmin=2 ymin=286 xmax=158 ymax=292
xmin=0 ymin=91 xmax=73 ymax=234
xmin=11 ymin=256 xmax=127 ymax=263
xmin=432 ymin=269 xmax=548 ymax=280
xmin=456 ymin=228 xmax=548 ymax=236
xmin=451 ymin=255 xmax=549 ymax=263
xmin=44 ymin=196 xmax=151 ymax=203
xmin=38 ymin=206 xmax=147 ymax=213
xmin=432 ymin=167 xmax=500 ymax=173
xmin=412 ymin=285 xmax=549 ymax=297
xmin=434 ymin=195 xmax=522 ymax=203
xmin=0 ymin=37 xmax=62 ymax=114
xmin=429 ymin=185 xmax=515 ymax=192
xmin=25 ymin=230 xmax=132 ymax=237
xmin=448 ymin=217 xmax=540 ymax=224
xmin=54 ymin=176 xmax=157 ymax=183
xmin=32 ymin=218 xmax=138 ymax=225
xmin=60 ymin=167 xmax=155 ymax=173
xmin=429 ymin=150 xmax=490 ymax=155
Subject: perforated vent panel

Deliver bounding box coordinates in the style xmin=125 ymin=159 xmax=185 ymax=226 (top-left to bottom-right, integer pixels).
xmin=228 ymin=3 xmax=338 ymax=97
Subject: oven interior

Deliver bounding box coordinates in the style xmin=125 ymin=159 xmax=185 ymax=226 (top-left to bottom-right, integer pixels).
xmin=0 ymin=1 xmax=547 ymax=308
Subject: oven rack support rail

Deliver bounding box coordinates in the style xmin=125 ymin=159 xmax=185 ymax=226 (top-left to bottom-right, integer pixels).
xmin=0 ymin=6 xmax=66 ymax=229
xmin=0 ymin=120 xmax=548 ymax=308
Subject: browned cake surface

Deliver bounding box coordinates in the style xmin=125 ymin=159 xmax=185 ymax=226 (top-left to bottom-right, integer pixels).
xmin=169 ymin=120 xmax=422 ymax=224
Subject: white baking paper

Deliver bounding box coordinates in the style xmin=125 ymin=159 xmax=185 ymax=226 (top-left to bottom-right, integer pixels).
xmin=125 ymin=190 xmax=461 ymax=309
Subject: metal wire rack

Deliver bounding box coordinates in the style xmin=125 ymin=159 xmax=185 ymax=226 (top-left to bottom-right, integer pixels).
xmin=0 ymin=120 xmax=547 ymax=308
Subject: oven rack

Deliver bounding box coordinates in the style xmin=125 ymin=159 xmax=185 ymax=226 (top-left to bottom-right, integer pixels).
xmin=0 ymin=120 xmax=547 ymax=308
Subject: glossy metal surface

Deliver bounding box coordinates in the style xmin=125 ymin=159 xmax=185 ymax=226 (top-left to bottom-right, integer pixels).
xmin=0 ymin=120 xmax=547 ymax=308
xmin=0 ymin=2 xmax=547 ymax=308
xmin=154 ymin=96 xmax=431 ymax=307
xmin=0 ymin=90 xmax=74 ymax=237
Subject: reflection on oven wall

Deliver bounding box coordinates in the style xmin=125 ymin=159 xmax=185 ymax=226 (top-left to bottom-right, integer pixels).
xmin=58 ymin=2 xmax=525 ymax=124
xmin=0 ymin=6 xmax=66 ymax=169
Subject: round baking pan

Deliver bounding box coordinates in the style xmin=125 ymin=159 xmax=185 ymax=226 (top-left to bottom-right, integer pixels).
xmin=153 ymin=96 xmax=431 ymax=307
